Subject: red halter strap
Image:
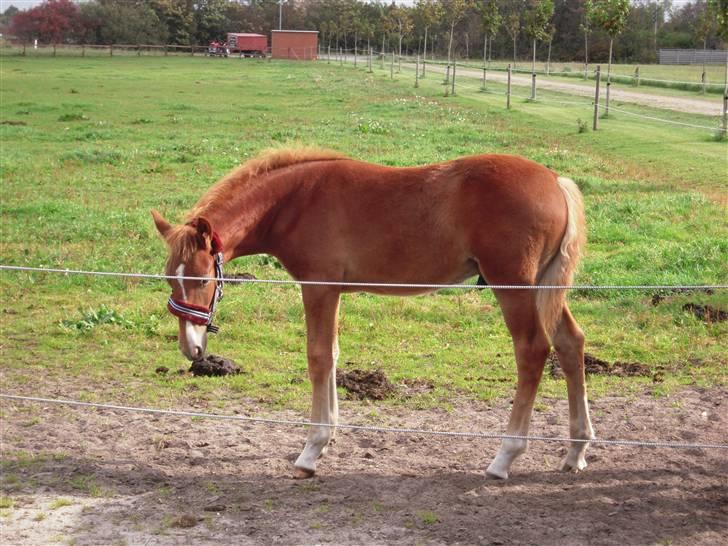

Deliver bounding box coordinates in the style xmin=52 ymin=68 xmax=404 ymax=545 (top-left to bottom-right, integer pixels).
xmin=167 ymin=232 xmax=225 ymax=334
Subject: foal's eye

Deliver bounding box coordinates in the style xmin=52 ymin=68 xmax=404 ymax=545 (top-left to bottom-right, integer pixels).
xmin=201 ymin=279 xmax=211 ymax=287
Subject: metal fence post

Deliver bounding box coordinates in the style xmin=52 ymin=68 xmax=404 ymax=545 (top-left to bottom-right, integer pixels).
xmin=593 ymin=65 xmax=601 ymax=131
xmin=415 ymin=55 xmax=419 ymax=88
xmin=507 ymin=64 xmax=512 ymax=109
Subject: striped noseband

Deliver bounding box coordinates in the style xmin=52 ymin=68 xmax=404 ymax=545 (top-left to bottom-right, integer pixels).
xmin=167 ymin=233 xmax=224 ymax=334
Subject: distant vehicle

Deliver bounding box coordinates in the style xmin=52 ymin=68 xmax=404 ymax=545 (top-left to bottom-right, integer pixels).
xmin=207 ymin=40 xmax=229 ymax=58
xmin=226 ymin=33 xmax=267 ymax=57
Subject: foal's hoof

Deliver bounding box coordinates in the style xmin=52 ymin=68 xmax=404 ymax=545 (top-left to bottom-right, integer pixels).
xmin=485 ymin=463 xmax=509 ymax=480
xmin=560 ymin=456 xmax=588 ymax=473
xmin=292 ymin=466 xmax=315 ymax=480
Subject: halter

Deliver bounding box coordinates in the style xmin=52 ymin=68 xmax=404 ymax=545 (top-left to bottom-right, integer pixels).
xmin=167 ymin=233 xmax=225 ymax=334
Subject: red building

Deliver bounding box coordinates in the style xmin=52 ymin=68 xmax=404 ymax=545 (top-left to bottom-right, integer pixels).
xmin=271 ymin=30 xmax=318 ymax=60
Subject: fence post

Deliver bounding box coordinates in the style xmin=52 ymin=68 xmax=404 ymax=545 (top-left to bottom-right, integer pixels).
xmin=164 ymin=45 xmax=168 ymax=57
xmin=701 ymin=70 xmax=706 ymax=95
xmin=190 ymin=45 xmax=194 ymax=57
xmin=593 ymin=65 xmax=601 ymax=131
xmin=507 ymin=64 xmax=512 ymax=109
xmin=390 ymin=52 xmax=394 ymax=79
xmin=422 ymin=56 xmax=426 ymax=78
xmin=354 ymin=45 xmax=357 ymax=67
xmin=530 ymin=72 xmax=536 ymax=100
xmin=481 ymin=65 xmax=487 ymax=91
xmin=22 ymin=43 xmax=26 ymax=56
xmin=634 ymin=66 xmax=640 ymax=87
xmin=451 ymin=62 xmax=456 ymax=96
xmin=415 ymin=55 xmax=419 ymax=88
xmin=53 ymin=44 xmax=56 ymax=57
xmin=327 ymin=46 xmax=330 ymax=64
xmin=109 ymin=44 xmax=113 ymax=57
xmin=82 ymin=44 xmax=85 ymax=58
xmin=339 ymin=47 xmax=343 ymax=66
xmin=397 ymin=53 xmax=401 ymax=73
xmin=368 ymin=47 xmax=373 ymax=73
xmin=722 ymin=93 xmax=728 ymax=138
xmin=137 ymin=44 xmax=141 ymax=57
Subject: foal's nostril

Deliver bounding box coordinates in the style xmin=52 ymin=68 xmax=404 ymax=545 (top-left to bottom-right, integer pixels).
xmin=193 ymin=346 xmax=203 ymax=359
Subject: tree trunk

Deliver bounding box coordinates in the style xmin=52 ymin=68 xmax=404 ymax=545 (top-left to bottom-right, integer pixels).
xmin=584 ymin=30 xmax=589 ymax=79
xmin=547 ymin=40 xmax=552 ymax=75
xmin=448 ymin=21 xmax=455 ymax=64
xmin=606 ymin=37 xmax=613 ymax=115
xmin=512 ymin=35 xmax=517 ymax=68
xmin=465 ymin=32 xmax=469 ymax=59
xmin=423 ymin=26 xmax=428 ymax=76
xmin=489 ymin=35 xmax=493 ymax=62
xmin=532 ymin=39 xmax=536 ymax=74
xmin=483 ymin=32 xmax=487 ymax=68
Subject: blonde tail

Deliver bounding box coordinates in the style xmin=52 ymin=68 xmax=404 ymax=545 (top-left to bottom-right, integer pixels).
xmin=536 ymin=176 xmax=586 ymax=339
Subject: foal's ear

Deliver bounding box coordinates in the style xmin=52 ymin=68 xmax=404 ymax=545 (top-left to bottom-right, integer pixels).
xmin=151 ymin=210 xmax=172 ymax=239
xmin=189 ymin=216 xmax=213 ymax=248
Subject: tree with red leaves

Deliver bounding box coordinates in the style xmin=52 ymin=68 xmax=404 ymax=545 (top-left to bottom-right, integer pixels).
xmin=9 ymin=0 xmax=81 ymax=44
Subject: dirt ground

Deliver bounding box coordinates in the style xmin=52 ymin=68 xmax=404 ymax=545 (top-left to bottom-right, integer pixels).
xmin=425 ymin=64 xmax=722 ymax=116
xmin=1 ymin=386 xmax=727 ymax=546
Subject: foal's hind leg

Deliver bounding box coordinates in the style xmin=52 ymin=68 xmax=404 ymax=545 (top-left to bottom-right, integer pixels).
xmin=486 ymin=290 xmax=551 ymax=480
xmin=552 ymin=305 xmax=594 ymax=472
xmin=294 ymin=286 xmax=341 ymax=479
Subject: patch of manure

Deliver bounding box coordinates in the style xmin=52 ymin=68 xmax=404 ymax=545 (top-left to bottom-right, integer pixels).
xmin=682 ymin=303 xmax=727 ymax=323
xmin=190 ymin=354 xmax=240 ymax=377
xmin=336 ymin=368 xmax=396 ymax=400
xmin=548 ymin=352 xmax=653 ymax=379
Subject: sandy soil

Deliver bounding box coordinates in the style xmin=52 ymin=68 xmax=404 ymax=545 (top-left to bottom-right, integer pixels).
xmin=1 ymin=386 xmax=726 ymax=546
xmin=421 ymin=64 xmax=722 ymax=117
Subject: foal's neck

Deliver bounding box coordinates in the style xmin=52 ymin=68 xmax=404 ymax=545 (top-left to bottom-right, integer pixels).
xmin=198 ymin=173 xmax=297 ymax=262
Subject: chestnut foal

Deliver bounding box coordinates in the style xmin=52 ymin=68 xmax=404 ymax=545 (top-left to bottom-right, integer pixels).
xmin=152 ymin=147 xmax=594 ymax=480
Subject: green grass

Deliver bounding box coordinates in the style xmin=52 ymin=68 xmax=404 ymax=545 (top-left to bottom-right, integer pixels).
xmin=0 ymin=56 xmax=726 ymax=415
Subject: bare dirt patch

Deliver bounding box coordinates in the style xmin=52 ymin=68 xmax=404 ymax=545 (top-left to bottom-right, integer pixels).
xmin=1 ymin=387 xmax=726 ymax=545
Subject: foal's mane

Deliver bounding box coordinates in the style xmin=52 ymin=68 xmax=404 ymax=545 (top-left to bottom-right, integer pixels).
xmin=187 ymin=146 xmax=347 ymax=221
xmin=166 ymin=146 xmax=346 ymax=265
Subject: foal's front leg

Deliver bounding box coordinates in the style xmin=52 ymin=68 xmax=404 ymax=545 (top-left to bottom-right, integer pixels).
xmin=293 ymin=286 xmax=341 ymax=479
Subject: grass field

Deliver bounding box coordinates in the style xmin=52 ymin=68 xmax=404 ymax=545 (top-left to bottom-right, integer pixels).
xmin=1 ymin=56 xmax=726 ymax=414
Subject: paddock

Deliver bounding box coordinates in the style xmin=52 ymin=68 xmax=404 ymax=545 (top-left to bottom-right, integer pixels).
xmin=1 ymin=56 xmax=726 ymax=544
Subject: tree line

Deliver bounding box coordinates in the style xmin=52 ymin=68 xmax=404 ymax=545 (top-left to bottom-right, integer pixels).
xmin=2 ymin=0 xmax=727 ymax=64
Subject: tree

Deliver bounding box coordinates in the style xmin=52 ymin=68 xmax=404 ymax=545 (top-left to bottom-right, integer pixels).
xmin=524 ymin=0 xmax=554 ymax=74
xmin=9 ymin=0 xmax=81 ymax=44
xmin=415 ymin=0 xmax=443 ymax=67
xmin=390 ymin=4 xmax=413 ymax=64
xmin=708 ymin=0 xmax=728 ymax=42
xmin=442 ymin=0 xmax=474 ymax=63
xmin=505 ymin=11 xmax=520 ymax=66
xmin=588 ymin=0 xmax=630 ymax=113
xmin=580 ymin=1 xmax=593 ymax=77
xmin=479 ymin=0 xmax=502 ymax=67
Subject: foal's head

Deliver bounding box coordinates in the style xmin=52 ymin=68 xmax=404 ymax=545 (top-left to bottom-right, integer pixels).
xmin=152 ymin=210 xmax=222 ymax=361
